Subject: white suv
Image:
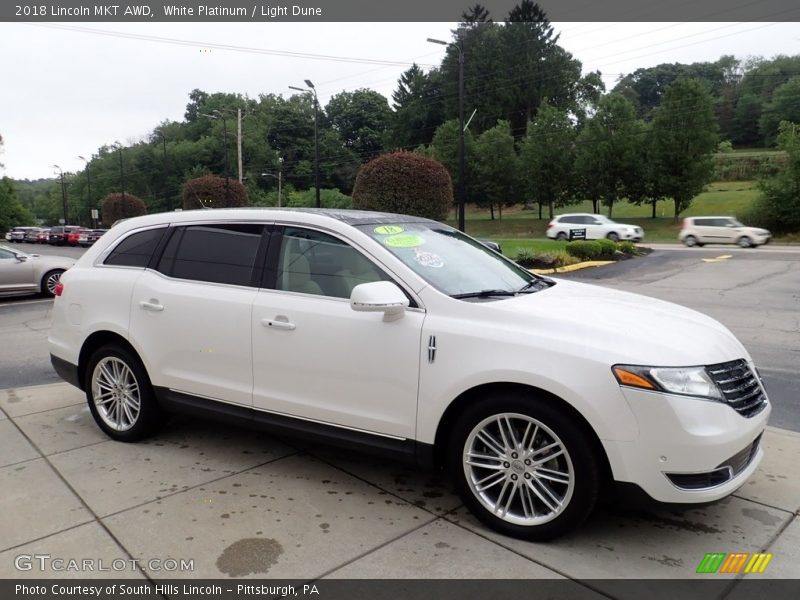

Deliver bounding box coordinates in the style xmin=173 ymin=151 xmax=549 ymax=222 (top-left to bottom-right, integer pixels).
xmin=49 ymin=209 xmax=768 ymax=541
xmin=679 ymin=216 xmax=771 ymax=248
xmin=546 ymin=213 xmax=644 ymax=242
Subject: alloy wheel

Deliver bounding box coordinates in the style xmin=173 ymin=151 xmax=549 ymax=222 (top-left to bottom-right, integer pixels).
xmin=91 ymin=357 xmax=141 ymax=432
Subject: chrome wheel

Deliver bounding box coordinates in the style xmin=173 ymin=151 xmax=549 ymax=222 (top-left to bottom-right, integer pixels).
xmin=463 ymin=413 xmax=575 ymax=526
xmin=44 ymin=270 xmax=63 ymax=296
xmin=91 ymin=357 xmax=141 ymax=432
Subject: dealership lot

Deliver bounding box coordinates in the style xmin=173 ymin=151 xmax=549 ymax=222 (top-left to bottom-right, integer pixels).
xmin=1 ymin=245 xmax=798 ymax=587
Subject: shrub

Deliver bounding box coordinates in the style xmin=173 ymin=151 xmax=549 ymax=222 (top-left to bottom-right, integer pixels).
xmin=182 ymin=175 xmax=248 ymax=209
xmin=616 ymin=240 xmax=639 ymax=255
xmin=101 ymin=193 xmax=147 ymax=224
xmin=595 ymin=239 xmax=617 ymax=257
xmin=514 ymin=249 xmax=536 ymax=268
xmin=352 ymin=152 xmax=453 ymax=221
xmin=565 ymin=240 xmax=602 ymax=260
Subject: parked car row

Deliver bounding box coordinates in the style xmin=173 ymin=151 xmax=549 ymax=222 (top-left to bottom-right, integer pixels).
xmin=3 ymin=226 xmax=108 ymax=247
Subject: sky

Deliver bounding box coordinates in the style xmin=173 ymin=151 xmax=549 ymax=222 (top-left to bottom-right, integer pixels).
xmin=1 ymin=21 xmax=798 ymax=180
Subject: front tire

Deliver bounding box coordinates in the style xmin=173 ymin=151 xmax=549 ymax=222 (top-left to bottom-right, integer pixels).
xmin=737 ymin=236 xmax=753 ymax=248
xmin=606 ymin=232 xmax=620 ymax=242
xmin=85 ymin=344 xmax=162 ymax=442
xmin=447 ymin=393 xmax=599 ymax=541
xmin=555 ymin=232 xmax=568 ymax=241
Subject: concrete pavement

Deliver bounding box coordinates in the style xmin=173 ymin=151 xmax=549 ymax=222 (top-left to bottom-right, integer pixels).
xmin=1 ymin=383 xmax=798 ymax=590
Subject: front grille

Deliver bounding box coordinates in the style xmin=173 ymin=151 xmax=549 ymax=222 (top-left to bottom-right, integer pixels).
xmin=706 ymin=359 xmax=767 ymax=418
xmin=666 ymin=434 xmax=762 ymax=490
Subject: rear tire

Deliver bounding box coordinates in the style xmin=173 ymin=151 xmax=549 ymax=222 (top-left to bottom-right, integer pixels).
xmin=556 ymin=232 xmax=567 ymax=241
xmin=85 ymin=343 xmax=162 ymax=442
xmin=447 ymin=392 xmax=599 ymax=541
xmin=40 ymin=269 xmax=65 ymax=298
xmin=683 ymin=235 xmax=698 ymax=247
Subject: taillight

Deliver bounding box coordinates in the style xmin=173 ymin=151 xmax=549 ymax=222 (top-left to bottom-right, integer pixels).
xmin=547 ymin=223 xmax=553 ymax=229
xmin=54 ymin=282 xmax=64 ymax=297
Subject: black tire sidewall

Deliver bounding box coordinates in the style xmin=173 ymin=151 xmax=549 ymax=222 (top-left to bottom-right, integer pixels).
xmin=447 ymin=394 xmax=600 ymax=541
xmin=85 ymin=344 xmax=161 ymax=442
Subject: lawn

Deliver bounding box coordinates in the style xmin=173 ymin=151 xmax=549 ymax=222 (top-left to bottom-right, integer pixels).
xmin=449 ymin=181 xmax=773 ymax=246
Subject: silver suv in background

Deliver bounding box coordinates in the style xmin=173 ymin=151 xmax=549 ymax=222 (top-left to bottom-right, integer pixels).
xmin=679 ymin=217 xmax=771 ymax=248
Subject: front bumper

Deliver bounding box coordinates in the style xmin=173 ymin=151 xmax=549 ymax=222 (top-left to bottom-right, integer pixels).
xmin=603 ymin=387 xmax=770 ymax=503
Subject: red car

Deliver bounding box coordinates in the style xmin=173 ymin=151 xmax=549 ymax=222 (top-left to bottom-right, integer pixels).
xmin=36 ymin=229 xmax=51 ymax=244
xmin=66 ymin=228 xmax=87 ymax=246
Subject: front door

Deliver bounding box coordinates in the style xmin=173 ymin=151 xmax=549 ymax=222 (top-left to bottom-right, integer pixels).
xmin=252 ymin=226 xmax=424 ymax=438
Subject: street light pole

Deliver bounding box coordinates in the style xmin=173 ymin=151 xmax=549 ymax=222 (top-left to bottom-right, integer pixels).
xmin=52 ymin=164 xmax=68 ymax=225
xmin=77 ymin=155 xmax=92 ymax=227
xmin=290 ymin=81 xmax=321 ymax=208
xmin=428 ymin=34 xmax=466 ymax=232
xmin=155 ymin=132 xmax=169 ymax=210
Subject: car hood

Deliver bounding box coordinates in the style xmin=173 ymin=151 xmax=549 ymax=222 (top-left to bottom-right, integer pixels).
xmin=742 ymin=227 xmax=770 ymax=235
xmin=482 ymin=279 xmax=748 ymax=366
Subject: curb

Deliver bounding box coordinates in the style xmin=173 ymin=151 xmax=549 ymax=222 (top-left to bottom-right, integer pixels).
xmin=531 ymin=260 xmax=616 ymax=275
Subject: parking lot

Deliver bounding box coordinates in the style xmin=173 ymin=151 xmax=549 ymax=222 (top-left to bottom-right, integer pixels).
xmin=1 ymin=243 xmax=799 ymax=589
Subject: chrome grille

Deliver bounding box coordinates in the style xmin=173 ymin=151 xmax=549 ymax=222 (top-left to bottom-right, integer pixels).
xmin=706 ymin=359 xmax=767 ymax=418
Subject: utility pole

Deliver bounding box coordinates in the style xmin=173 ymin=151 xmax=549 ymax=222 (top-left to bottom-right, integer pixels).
xmin=289 ymin=81 xmax=321 ymax=208
xmin=428 ymin=31 xmax=467 ymax=232
xmin=237 ymin=108 xmax=243 ymax=184
xmin=278 ymin=157 xmax=283 ymax=208
xmin=52 ymin=164 xmax=68 ymax=224
xmin=114 ymin=143 xmax=126 ymax=202
xmin=77 ymin=155 xmax=92 ymax=226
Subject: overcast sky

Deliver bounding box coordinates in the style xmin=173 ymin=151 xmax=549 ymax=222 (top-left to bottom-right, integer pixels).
xmin=1 ymin=21 xmax=798 ymax=180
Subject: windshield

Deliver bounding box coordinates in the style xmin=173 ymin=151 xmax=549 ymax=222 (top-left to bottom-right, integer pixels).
xmin=357 ymin=222 xmax=547 ymax=297
xmin=728 ymin=218 xmax=744 ymax=227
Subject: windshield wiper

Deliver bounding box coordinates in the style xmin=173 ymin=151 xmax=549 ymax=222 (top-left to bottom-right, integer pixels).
xmin=451 ymin=289 xmax=518 ymax=299
xmin=516 ymin=276 xmax=555 ymax=293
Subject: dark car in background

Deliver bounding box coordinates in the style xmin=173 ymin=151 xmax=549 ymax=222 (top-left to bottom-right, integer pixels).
xmin=24 ymin=228 xmax=45 ymax=243
xmin=48 ymin=226 xmax=81 ymax=246
xmin=78 ymin=229 xmax=108 ymax=247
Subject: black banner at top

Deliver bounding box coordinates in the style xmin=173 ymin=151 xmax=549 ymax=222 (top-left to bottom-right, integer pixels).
xmin=2 ymin=0 xmax=800 ymax=22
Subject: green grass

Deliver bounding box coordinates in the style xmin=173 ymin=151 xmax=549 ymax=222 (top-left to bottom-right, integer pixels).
xmin=451 ymin=181 xmax=772 ymax=245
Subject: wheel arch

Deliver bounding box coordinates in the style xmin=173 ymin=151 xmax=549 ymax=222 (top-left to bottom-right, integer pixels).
xmin=78 ymin=330 xmax=140 ymax=390
xmin=431 ymin=382 xmax=613 ymax=484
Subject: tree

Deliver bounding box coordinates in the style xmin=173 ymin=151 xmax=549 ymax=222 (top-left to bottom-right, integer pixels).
xmin=473 ymin=120 xmax=520 ymax=219
xmin=100 ymin=193 xmax=147 ymax=225
xmin=182 ymin=175 xmax=248 ymax=209
xmin=750 ymin=121 xmax=800 ymax=233
xmin=759 ymin=76 xmax=800 ymax=146
xmin=573 ymin=94 xmax=643 ymax=218
xmin=388 ymin=64 xmax=445 ymax=149
xmin=520 ymin=104 xmax=576 ymax=219
xmin=651 ymin=79 xmax=719 ymax=219
xmin=325 ymin=89 xmax=392 ymax=160
xmin=352 ymin=152 xmax=453 ymax=221
xmin=0 ymin=178 xmax=35 ymax=235
xmin=430 ymin=119 xmax=477 ymax=205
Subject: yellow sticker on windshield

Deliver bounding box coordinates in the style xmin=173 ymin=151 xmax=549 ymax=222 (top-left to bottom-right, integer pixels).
xmin=374 ymin=225 xmax=404 ymax=235
xmin=383 ymin=234 xmax=424 ymax=248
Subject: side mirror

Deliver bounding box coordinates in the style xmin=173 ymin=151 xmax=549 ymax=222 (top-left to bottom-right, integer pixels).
xmin=350 ymin=281 xmax=409 ymax=321
xmin=15 ymin=255 xmax=28 ymax=262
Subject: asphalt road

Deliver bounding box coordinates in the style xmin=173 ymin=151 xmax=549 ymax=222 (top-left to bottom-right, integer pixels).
xmin=2 ymin=242 xmax=798 ymax=430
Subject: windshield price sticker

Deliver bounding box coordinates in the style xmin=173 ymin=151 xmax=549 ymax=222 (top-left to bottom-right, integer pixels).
xmin=383 ymin=234 xmax=425 ymax=248
xmin=373 ymin=225 xmax=404 ymax=235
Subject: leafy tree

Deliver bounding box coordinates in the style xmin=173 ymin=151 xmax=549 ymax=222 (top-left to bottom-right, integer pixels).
xmin=749 ymin=121 xmax=800 ymax=233
xmin=520 ymin=104 xmax=576 ymax=219
xmin=325 ymin=89 xmax=392 ymax=160
xmin=182 ymin=175 xmax=248 ymax=209
xmin=732 ymin=94 xmax=763 ymax=147
xmin=473 ymin=120 xmax=520 ymax=219
xmin=0 ymin=177 xmax=35 ymax=235
xmin=573 ymin=94 xmax=643 ymax=218
xmin=759 ymin=76 xmax=800 ymax=146
xmin=100 ymin=193 xmax=147 ymax=225
xmin=352 ymin=152 xmax=453 ymax=221
xmin=651 ymin=79 xmax=719 ymax=219
xmin=430 ymin=119 xmax=476 ymax=203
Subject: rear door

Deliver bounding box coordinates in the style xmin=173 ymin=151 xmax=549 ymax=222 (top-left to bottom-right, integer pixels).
xmin=129 ymin=223 xmax=267 ymax=407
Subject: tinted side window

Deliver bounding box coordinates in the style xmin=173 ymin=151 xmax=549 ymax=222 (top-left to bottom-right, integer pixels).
xmin=275 ymin=227 xmax=388 ymax=299
xmin=157 ymin=224 xmax=263 ymax=286
xmin=693 ymin=218 xmax=712 ymax=226
xmin=104 ymin=228 xmax=166 ymax=268
xmin=559 ymin=216 xmax=578 ymax=224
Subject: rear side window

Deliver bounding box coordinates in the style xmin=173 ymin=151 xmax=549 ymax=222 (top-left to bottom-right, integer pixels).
xmin=104 ymin=228 xmax=166 ymax=268
xmin=558 ymin=216 xmax=579 ymax=224
xmin=694 ymin=218 xmax=714 ymax=226
xmin=156 ymin=224 xmax=264 ymax=287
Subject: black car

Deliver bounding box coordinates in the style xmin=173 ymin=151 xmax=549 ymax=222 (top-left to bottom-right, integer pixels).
xmin=48 ymin=226 xmax=81 ymax=246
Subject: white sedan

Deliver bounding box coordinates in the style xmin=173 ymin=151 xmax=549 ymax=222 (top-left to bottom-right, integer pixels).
xmin=547 ymin=213 xmax=644 ymax=242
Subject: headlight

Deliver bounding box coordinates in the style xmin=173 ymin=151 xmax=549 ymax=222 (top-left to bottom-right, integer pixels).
xmin=612 ymin=364 xmax=723 ymax=400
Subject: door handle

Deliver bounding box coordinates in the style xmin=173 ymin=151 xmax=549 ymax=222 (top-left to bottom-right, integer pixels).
xmin=261 ymin=316 xmax=295 ymax=331
xmin=139 ymin=300 xmax=164 ymax=312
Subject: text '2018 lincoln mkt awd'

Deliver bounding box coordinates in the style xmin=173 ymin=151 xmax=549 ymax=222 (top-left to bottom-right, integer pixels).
xmin=48 ymin=208 xmax=769 ymax=540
